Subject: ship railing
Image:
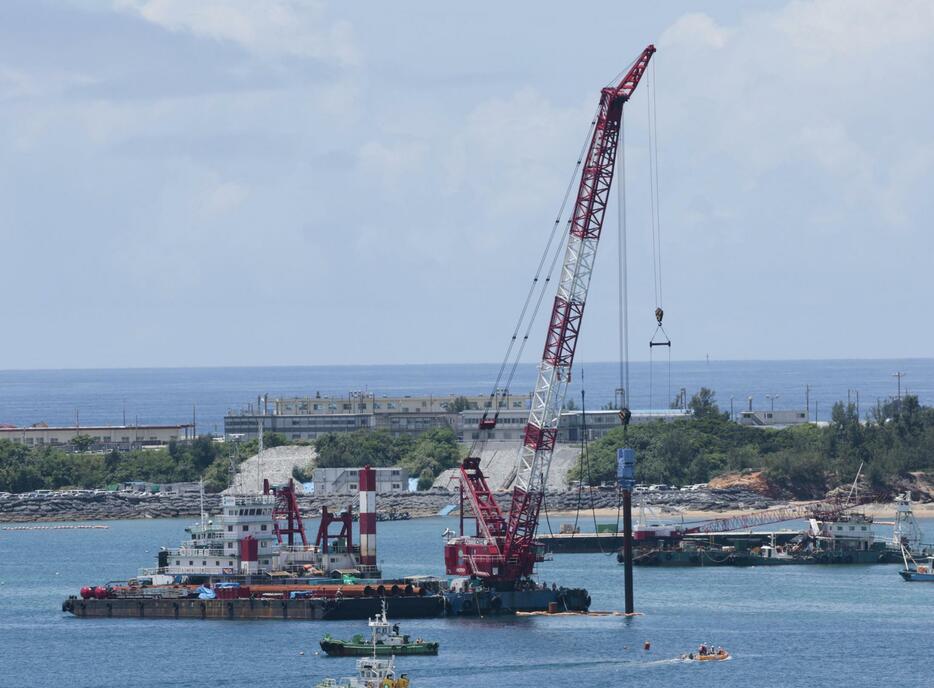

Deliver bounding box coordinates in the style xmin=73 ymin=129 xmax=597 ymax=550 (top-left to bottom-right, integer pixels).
xmin=163 ymin=547 xmax=227 ymax=557
xmin=222 ymin=495 xmax=276 ymax=507
xmin=138 ymin=565 xmax=234 ymax=576
xmin=278 ymin=544 xmax=361 ymax=554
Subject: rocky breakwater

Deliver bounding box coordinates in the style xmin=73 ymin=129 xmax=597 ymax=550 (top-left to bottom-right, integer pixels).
xmin=0 ymin=490 xmax=463 ymax=523
xmin=539 ymin=487 xmax=778 ymax=514
xmin=0 ymin=491 xmax=224 ymax=523
xmin=0 ymin=487 xmax=778 ymax=524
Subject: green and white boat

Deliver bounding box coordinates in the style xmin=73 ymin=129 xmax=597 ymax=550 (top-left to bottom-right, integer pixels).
xmin=320 ymin=602 xmax=438 ymax=657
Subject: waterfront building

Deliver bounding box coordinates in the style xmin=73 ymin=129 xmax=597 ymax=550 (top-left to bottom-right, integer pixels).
xmin=224 ymin=390 xmax=692 ymax=444
xmin=312 ymin=466 xmax=409 ymax=495
xmin=0 ymin=423 xmax=195 ymax=451
xmin=224 ymin=391 xmax=531 ymax=442
xmin=460 ymin=408 xmax=693 ymax=443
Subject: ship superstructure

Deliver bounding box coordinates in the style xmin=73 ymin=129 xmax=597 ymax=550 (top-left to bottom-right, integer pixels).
xmin=150 ymin=470 xmax=380 ymax=581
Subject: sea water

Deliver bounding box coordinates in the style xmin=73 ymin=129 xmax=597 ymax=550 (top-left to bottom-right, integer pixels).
xmin=0 ymin=358 xmax=932 ymax=432
xmin=0 ymin=515 xmax=931 ymax=688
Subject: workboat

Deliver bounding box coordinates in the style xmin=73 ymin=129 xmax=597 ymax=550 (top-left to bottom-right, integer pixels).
xmin=899 ymin=545 xmax=934 ymax=582
xmin=683 ymin=647 xmax=730 ymax=662
xmin=320 ymin=602 xmax=438 ymax=656
xmin=314 ymin=656 xmax=409 ymax=688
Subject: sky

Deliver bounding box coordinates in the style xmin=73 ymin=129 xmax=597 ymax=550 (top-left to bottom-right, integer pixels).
xmin=1 ymin=0 xmax=933 ymax=369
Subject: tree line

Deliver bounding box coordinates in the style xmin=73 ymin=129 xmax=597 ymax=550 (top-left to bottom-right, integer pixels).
xmin=0 ymin=425 xmax=462 ymax=494
xmin=568 ymin=389 xmax=934 ymax=498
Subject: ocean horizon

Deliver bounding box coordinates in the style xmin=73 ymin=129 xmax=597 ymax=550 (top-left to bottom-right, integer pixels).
xmin=0 ymin=358 xmax=931 ymax=435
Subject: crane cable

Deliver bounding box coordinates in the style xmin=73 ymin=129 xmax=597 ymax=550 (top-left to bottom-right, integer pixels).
xmin=469 ymin=103 xmax=602 ymax=459
xmin=481 ymin=49 xmax=646 ymax=453
xmin=646 ymin=60 xmax=671 ymax=411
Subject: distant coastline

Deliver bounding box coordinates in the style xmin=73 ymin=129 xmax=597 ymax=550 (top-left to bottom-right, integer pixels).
xmin=1 ymin=359 xmax=932 ymax=435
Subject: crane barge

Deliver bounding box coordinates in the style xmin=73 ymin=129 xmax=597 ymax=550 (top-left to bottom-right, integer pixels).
xmin=441 ymin=45 xmax=656 ymax=615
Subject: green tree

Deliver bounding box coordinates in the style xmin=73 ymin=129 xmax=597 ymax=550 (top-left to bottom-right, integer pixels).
xmin=689 ymin=388 xmax=727 ymax=420
xmin=262 ymin=432 xmax=288 ymax=449
xmin=445 ymin=396 xmax=473 ymax=413
xmin=71 ymin=435 xmax=94 ymax=452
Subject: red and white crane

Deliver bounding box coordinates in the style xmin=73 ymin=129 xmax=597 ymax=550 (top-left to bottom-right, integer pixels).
xmin=444 ymin=45 xmax=656 ymax=587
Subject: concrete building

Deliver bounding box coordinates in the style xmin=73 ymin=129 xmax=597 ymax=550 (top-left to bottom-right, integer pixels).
xmin=460 ymin=408 xmax=693 ymax=443
xmin=737 ymin=409 xmax=809 ymax=428
xmin=312 ymin=466 xmax=409 ymax=495
xmin=0 ymin=423 xmax=195 ymax=451
xmin=225 ymin=391 xmax=531 ymax=442
xmin=224 ymin=390 xmax=696 ymax=444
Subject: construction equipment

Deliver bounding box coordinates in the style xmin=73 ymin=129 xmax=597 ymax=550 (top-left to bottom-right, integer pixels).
xmin=264 ymin=478 xmax=308 ymax=546
xmin=681 ymin=497 xmax=861 ymax=536
xmin=444 ymin=45 xmax=656 ymax=587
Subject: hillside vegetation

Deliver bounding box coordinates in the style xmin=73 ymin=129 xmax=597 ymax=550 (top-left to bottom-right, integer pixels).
xmin=0 ymin=426 xmax=462 ymax=494
xmin=313 ymin=427 xmax=462 ymax=489
xmin=569 ymin=390 xmax=934 ymax=498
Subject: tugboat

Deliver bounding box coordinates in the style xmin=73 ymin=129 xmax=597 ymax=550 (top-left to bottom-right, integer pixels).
xmin=320 ymin=602 xmax=438 ymax=656
xmin=314 ymin=656 xmax=409 ymax=688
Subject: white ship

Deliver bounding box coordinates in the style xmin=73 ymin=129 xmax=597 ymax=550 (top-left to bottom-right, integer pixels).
xmin=315 ymin=656 xmax=409 ymax=688
xmin=145 ymin=474 xmax=380 ymax=582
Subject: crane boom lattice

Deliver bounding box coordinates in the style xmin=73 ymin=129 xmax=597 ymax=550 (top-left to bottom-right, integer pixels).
xmin=444 ymin=45 xmax=656 ymax=586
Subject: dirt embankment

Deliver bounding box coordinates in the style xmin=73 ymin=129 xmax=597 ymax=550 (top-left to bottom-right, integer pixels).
xmin=708 ymin=471 xmax=779 ymax=497
xmin=709 ymin=469 xmax=934 ymax=503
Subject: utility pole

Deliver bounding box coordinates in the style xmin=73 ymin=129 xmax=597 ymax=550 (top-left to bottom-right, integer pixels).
xmin=617 ymin=407 xmax=635 ymax=615
xmin=805 ymin=385 xmax=810 ymax=422
xmin=893 ymin=372 xmax=906 ymax=401
xmin=729 ymin=396 xmax=734 ymax=421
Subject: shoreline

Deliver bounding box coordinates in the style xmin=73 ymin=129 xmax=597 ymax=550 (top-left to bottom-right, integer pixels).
xmin=547 ymin=501 xmax=934 ymax=521
xmin=2 ymin=488 xmax=929 ymax=525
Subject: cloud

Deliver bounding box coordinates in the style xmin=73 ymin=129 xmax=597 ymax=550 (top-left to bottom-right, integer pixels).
xmin=114 ymin=0 xmax=360 ymax=65
xmin=660 ymin=13 xmax=732 ymax=50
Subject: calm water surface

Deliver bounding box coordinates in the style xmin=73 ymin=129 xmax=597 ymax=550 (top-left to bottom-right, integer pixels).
xmin=0 ymin=515 xmax=931 ymax=688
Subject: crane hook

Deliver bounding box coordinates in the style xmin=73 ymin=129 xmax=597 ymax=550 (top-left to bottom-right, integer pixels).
xmin=654 ymin=307 xmax=664 ymax=326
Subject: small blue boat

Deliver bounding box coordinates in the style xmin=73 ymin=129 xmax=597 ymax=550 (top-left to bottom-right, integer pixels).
xmin=899 ymin=546 xmax=934 ymax=582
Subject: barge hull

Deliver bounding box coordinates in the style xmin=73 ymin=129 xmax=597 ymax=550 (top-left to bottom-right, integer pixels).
xmin=63 ymin=595 xmax=445 ymax=621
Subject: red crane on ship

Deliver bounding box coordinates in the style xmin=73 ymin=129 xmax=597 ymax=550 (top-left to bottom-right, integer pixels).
xmin=444 ymin=45 xmax=656 ymax=587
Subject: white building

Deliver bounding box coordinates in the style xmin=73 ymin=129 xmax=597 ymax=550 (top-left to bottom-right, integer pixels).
xmin=737 ymin=409 xmax=808 ymax=428
xmin=312 ymin=467 xmax=409 ymax=495
xmin=0 ymin=423 xmax=194 ymax=451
